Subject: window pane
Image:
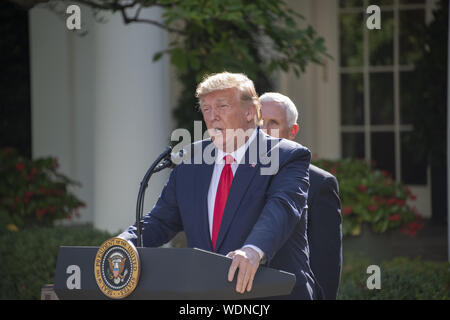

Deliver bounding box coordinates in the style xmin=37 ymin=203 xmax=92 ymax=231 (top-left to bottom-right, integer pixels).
xmin=370 ymin=72 xmax=394 ymax=125
xmin=371 ymin=132 xmax=396 ymax=179
xmin=341 ymin=73 xmax=364 ymax=125
xmin=401 ymin=132 xmax=427 ymax=185
xmin=399 ymin=9 xmax=426 ymax=65
xmin=369 ymin=12 xmax=394 ymax=66
xmin=342 ymin=132 xmax=365 ymax=159
xmin=340 ymin=13 xmax=364 ymax=67
xmin=339 ymin=0 xmax=364 ymax=8
xmin=400 ymin=70 xmax=423 ymax=125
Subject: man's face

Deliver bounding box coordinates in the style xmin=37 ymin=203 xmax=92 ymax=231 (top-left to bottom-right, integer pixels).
xmin=200 ymin=88 xmax=255 ymax=151
xmin=260 ymin=101 xmax=292 ymax=139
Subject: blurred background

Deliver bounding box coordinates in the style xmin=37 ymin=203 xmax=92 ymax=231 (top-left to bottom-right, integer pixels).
xmin=0 ymin=0 xmax=448 ymax=299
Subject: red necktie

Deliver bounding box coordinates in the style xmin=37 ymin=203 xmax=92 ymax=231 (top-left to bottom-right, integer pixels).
xmin=211 ymin=154 xmax=234 ymax=251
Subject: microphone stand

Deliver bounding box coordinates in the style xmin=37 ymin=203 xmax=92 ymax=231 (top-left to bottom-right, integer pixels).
xmin=136 ymin=146 xmax=175 ymax=247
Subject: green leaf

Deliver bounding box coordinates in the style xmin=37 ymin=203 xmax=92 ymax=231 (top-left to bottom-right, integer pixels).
xmin=152 ymin=51 xmax=164 ymax=62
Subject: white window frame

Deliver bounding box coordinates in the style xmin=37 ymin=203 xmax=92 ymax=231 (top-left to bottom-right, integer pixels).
xmin=338 ymin=0 xmax=435 ymax=183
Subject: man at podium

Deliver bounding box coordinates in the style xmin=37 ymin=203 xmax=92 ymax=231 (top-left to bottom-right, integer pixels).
xmin=119 ymin=72 xmax=320 ymax=300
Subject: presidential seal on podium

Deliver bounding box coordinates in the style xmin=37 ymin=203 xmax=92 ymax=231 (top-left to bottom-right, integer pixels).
xmin=94 ymin=237 xmax=140 ymax=299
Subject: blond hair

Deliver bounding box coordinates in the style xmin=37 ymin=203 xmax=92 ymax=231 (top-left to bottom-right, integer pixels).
xmin=196 ymin=72 xmax=263 ymax=126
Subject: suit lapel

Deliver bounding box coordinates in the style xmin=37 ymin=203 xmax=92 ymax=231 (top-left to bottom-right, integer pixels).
xmin=214 ymin=129 xmax=268 ymax=252
xmin=194 ymin=141 xmax=215 ymax=251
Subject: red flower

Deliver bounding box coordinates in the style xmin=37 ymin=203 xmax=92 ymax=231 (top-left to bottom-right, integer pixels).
xmin=24 ymin=191 xmax=34 ymax=204
xmin=381 ymin=170 xmax=392 ymax=178
xmin=330 ymin=166 xmax=337 ymax=175
xmin=16 ymin=163 xmax=25 ymax=172
xmin=388 ymin=214 xmax=401 ymax=221
xmin=342 ymin=206 xmax=353 ymax=216
xmin=373 ymin=196 xmax=387 ymax=205
xmin=358 ymin=184 xmax=367 ymax=193
xmin=36 ymin=208 xmax=47 ymax=217
xmin=401 ymin=220 xmax=424 ymax=237
xmin=386 ymin=198 xmax=397 ymax=205
xmin=368 ymin=204 xmax=378 ymax=212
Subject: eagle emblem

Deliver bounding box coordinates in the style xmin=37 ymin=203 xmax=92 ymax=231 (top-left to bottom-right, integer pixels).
xmin=107 ymin=252 xmax=128 ymax=284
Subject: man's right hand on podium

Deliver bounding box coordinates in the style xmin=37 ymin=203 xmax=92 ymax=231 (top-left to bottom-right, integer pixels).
xmin=226 ymin=246 xmax=261 ymax=294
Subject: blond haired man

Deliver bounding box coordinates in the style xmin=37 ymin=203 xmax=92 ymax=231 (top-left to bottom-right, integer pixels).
xmin=121 ymin=72 xmax=319 ymax=299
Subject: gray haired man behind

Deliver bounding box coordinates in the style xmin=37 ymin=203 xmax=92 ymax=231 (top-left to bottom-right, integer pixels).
xmin=259 ymin=92 xmax=343 ymax=300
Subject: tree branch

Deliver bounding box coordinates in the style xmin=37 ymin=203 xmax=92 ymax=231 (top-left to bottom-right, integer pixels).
xmin=119 ymin=5 xmax=186 ymax=35
xmin=8 ymin=0 xmax=186 ymax=34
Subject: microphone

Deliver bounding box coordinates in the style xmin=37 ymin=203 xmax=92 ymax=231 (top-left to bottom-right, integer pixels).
xmin=170 ymin=148 xmax=188 ymax=165
xmin=153 ymin=148 xmax=188 ymax=172
xmin=135 ymin=146 xmax=189 ymax=247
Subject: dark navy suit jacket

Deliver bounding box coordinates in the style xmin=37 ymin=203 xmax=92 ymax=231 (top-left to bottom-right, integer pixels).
xmin=120 ymin=128 xmax=318 ymax=299
xmin=307 ymin=165 xmax=342 ymax=299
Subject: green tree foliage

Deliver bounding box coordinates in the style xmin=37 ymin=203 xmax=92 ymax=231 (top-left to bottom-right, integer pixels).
xmin=9 ymin=0 xmax=328 ymax=134
xmin=0 ymin=225 xmax=112 ymax=299
xmin=155 ymin=0 xmax=328 ymax=132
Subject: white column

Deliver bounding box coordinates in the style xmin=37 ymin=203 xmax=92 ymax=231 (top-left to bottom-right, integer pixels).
xmin=311 ymin=0 xmax=340 ymax=159
xmin=29 ymin=8 xmax=73 ymax=173
xmin=92 ymin=8 xmax=169 ymax=233
xmin=280 ymin=0 xmax=340 ymax=159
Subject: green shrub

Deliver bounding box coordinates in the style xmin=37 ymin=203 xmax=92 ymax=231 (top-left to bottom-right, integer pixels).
xmin=312 ymin=158 xmax=422 ymax=237
xmin=338 ymin=253 xmax=450 ymax=300
xmin=0 ymin=224 xmax=112 ymax=299
xmin=0 ymin=148 xmax=85 ymax=231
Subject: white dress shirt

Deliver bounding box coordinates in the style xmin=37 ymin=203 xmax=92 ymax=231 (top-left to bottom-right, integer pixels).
xmin=206 ymin=128 xmax=264 ymax=260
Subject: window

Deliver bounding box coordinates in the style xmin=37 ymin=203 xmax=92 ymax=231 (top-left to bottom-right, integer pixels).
xmin=339 ymin=0 xmax=429 ymax=185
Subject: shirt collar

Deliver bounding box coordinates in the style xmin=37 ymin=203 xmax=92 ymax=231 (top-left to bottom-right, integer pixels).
xmin=215 ymin=127 xmax=257 ymax=165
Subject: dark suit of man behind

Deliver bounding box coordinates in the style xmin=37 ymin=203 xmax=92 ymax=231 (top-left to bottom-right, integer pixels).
xmin=307 ymin=165 xmax=342 ymax=299
xmin=120 ymin=129 xmax=318 ymax=299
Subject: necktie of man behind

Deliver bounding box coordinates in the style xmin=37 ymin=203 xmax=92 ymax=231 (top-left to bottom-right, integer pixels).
xmin=211 ymin=154 xmax=235 ymax=251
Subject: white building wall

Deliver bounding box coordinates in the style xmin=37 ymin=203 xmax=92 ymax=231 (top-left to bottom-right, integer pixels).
xmin=280 ymin=0 xmax=340 ymax=159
